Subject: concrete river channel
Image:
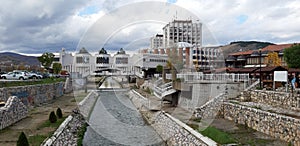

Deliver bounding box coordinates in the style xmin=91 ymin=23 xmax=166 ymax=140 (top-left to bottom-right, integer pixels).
xmin=83 ymin=77 xmax=164 ymax=145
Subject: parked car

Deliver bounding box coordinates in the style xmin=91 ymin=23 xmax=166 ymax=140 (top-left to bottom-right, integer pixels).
xmin=0 ymin=71 xmax=29 ymax=80
xmin=29 ymin=72 xmax=43 ymax=79
xmin=13 ymin=70 xmax=42 ymax=79
xmin=0 ymin=72 xmax=7 ymax=79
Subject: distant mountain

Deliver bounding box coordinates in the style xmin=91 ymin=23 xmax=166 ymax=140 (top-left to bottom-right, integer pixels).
xmin=219 ymin=41 xmax=274 ymax=58
xmin=0 ymin=52 xmax=40 ymax=66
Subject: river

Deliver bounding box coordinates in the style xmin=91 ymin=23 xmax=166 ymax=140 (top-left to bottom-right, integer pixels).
xmin=83 ymin=77 xmax=164 ymax=146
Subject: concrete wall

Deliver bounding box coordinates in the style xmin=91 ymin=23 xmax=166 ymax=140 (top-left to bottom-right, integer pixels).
xmin=0 ymin=96 xmax=28 ymax=130
xmin=78 ymin=91 xmax=98 ymax=119
xmin=222 ymin=102 xmax=300 ymax=145
xmin=128 ymin=90 xmax=217 ymax=146
xmin=179 ymin=82 xmax=242 ymax=111
xmin=0 ymin=82 xmax=64 ymax=106
xmin=241 ymin=90 xmax=300 ymax=111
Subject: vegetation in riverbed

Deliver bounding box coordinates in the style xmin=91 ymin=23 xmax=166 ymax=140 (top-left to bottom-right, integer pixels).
xmin=77 ymin=123 xmax=88 ymax=146
xmin=198 ymin=126 xmax=236 ymax=144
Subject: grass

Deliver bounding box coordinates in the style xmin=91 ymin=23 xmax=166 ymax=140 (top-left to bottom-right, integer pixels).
xmin=198 ymin=126 xmax=236 ymax=144
xmin=28 ymin=134 xmax=48 ymax=146
xmin=0 ymin=78 xmax=65 ymax=88
xmin=37 ymin=116 xmax=67 ymax=130
xmin=74 ymin=91 xmax=90 ymax=102
xmin=77 ymin=123 xmax=88 ymax=146
xmin=29 ymin=116 xmax=67 ymax=145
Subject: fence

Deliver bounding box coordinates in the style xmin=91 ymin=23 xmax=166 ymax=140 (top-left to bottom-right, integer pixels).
xmin=166 ymin=73 xmax=249 ymax=82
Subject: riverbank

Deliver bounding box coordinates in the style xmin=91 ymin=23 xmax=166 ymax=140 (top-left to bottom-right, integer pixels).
xmin=130 ymin=87 xmax=289 ymax=145
xmin=0 ymin=92 xmax=85 ymax=146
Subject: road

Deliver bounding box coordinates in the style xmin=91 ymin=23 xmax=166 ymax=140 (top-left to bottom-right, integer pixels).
xmin=83 ymin=77 xmax=164 ymax=145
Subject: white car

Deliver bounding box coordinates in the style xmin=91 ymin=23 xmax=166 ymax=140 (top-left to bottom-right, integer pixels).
xmin=1 ymin=71 xmax=29 ymax=80
xmin=29 ymin=72 xmax=43 ymax=79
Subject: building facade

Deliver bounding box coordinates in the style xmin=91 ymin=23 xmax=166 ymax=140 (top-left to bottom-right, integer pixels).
xmin=140 ymin=43 xmax=222 ymax=71
xmin=226 ymin=44 xmax=293 ymax=68
xmin=163 ymin=20 xmax=202 ymax=48
xmin=150 ymin=34 xmax=163 ymax=49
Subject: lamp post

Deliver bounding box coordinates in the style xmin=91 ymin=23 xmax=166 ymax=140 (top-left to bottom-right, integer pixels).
xmin=259 ymin=49 xmax=262 ymax=89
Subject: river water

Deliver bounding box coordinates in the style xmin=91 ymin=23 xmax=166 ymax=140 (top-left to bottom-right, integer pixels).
xmin=83 ymin=77 xmax=164 ymax=146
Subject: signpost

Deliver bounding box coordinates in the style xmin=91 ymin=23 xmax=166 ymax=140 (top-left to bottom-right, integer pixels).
xmin=274 ymin=71 xmax=288 ymax=92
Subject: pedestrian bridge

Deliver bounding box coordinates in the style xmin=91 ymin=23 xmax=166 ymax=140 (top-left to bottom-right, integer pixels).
xmin=81 ymin=68 xmax=144 ymax=78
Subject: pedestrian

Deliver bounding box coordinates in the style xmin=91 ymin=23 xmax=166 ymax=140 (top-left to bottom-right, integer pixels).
xmin=291 ymin=74 xmax=296 ymax=89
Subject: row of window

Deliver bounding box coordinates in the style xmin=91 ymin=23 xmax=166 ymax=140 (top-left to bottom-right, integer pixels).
xmin=149 ymin=59 xmax=167 ymax=62
xmin=115 ymin=58 xmax=128 ymax=64
xmin=96 ymin=57 xmax=109 ymax=64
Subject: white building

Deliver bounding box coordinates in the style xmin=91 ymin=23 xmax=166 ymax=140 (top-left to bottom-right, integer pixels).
xmin=132 ymin=53 xmax=168 ymax=78
xmin=73 ymin=47 xmax=93 ymax=77
xmin=192 ymin=46 xmax=223 ymax=70
xmin=112 ymin=48 xmax=130 ymax=73
xmin=95 ymin=48 xmax=112 ymax=70
xmin=150 ymin=34 xmax=163 ymax=49
xmin=163 ymin=20 xmax=202 ymax=48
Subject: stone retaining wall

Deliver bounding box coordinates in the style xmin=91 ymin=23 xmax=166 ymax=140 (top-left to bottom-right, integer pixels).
xmin=150 ymin=111 xmax=217 ymax=146
xmin=42 ymin=110 xmax=85 ymax=146
xmin=0 ymin=82 xmax=64 ymax=106
xmin=128 ymin=90 xmax=217 ymax=146
xmin=0 ymin=96 xmax=28 ymax=130
xmin=241 ymin=90 xmax=300 ymax=110
xmin=223 ymin=102 xmax=300 ymax=145
xmin=194 ymin=93 xmax=226 ymax=119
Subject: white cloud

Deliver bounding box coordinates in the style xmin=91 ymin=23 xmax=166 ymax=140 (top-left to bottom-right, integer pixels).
xmin=0 ymin=0 xmax=299 ymax=54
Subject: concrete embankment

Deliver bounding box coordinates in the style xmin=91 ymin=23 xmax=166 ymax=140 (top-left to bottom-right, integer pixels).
xmin=127 ymin=90 xmax=217 ymax=146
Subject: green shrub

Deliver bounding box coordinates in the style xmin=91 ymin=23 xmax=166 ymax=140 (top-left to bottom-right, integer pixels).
xmin=56 ymin=108 xmax=63 ymax=119
xmin=17 ymin=132 xmax=29 ymax=146
xmin=49 ymin=111 xmax=57 ymax=123
xmin=199 ymin=126 xmax=236 ymax=144
xmin=145 ymin=87 xmax=151 ymax=94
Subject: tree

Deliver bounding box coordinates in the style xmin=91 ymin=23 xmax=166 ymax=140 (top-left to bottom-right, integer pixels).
xmin=49 ymin=111 xmax=57 ymax=123
xmin=156 ymin=65 xmax=163 ymax=73
xmin=17 ymin=132 xmax=29 ymax=146
xmin=56 ymin=108 xmax=63 ymax=119
xmin=37 ymin=52 xmax=55 ymax=69
xmin=264 ymin=52 xmax=281 ymax=67
xmin=284 ymin=44 xmax=300 ymax=68
xmin=52 ymin=63 xmax=62 ymax=74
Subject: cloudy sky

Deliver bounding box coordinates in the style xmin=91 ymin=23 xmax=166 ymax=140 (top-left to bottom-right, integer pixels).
xmin=0 ymin=0 xmax=299 ymax=55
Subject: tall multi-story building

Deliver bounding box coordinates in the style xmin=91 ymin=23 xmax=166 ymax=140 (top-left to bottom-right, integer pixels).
xmin=140 ymin=43 xmax=222 ymax=71
xmin=163 ymin=20 xmax=202 ymax=48
xmin=150 ymin=34 xmax=163 ymax=49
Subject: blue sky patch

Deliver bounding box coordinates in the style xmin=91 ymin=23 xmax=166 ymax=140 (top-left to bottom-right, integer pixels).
xmin=167 ymin=0 xmax=177 ymax=4
xmin=79 ymin=5 xmax=99 ymax=16
xmin=236 ymin=14 xmax=248 ymax=24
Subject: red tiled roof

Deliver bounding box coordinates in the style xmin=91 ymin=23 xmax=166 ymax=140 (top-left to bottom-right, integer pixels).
xmin=261 ymin=44 xmax=293 ymax=52
xmin=227 ymin=67 xmax=258 ymax=73
xmin=227 ymin=68 xmax=241 ymax=73
xmin=239 ymin=67 xmax=258 ymax=73
xmin=229 ymin=50 xmax=253 ymax=56
xmin=287 ymin=68 xmax=300 ymax=73
xmin=228 ymin=43 xmax=296 ymax=56
xmin=254 ymin=66 xmax=287 ymax=72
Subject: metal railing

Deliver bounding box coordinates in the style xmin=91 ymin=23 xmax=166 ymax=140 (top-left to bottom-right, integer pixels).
xmin=166 ymin=73 xmax=249 ymax=82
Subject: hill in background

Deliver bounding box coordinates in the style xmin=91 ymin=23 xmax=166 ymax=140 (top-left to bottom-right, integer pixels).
xmin=219 ymin=41 xmax=274 ymax=58
xmin=0 ymin=52 xmax=40 ymax=66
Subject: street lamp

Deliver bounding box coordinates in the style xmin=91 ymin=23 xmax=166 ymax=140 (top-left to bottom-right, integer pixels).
xmin=259 ymin=49 xmax=262 ymax=89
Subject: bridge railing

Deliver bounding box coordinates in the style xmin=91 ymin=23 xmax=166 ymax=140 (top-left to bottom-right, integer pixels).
xmin=166 ymin=73 xmax=249 ymax=82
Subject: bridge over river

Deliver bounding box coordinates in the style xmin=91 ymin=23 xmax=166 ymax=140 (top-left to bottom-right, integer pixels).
xmin=83 ymin=77 xmax=164 ymax=145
